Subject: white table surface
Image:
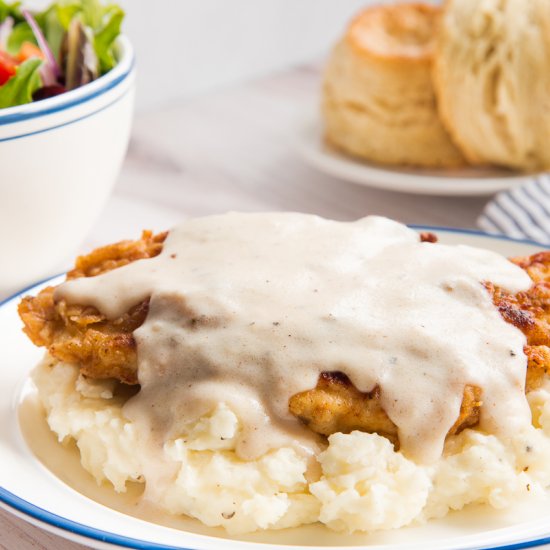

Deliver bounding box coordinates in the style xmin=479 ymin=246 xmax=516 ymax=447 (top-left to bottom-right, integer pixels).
xmin=1 ymin=64 xmax=496 ymax=550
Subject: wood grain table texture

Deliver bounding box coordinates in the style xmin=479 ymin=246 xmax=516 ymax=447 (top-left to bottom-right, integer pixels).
xmin=1 ymin=64 xmax=492 ymax=550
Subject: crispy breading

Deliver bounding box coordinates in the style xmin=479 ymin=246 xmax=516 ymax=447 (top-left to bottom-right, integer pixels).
xmin=292 ymin=252 xmax=550 ymax=440
xmin=18 ymin=231 xmax=166 ymax=384
xmin=484 ymin=251 xmax=550 ymax=390
xmin=17 ymin=231 xmax=550 ymax=445
xmin=288 ymin=372 xmax=481 ymax=446
xmin=525 ymin=345 xmax=550 ymax=393
xmin=512 ymin=252 xmax=550 ymax=283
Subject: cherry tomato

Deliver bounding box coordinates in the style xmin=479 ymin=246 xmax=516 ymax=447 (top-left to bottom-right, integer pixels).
xmin=0 ymin=51 xmax=18 ymax=86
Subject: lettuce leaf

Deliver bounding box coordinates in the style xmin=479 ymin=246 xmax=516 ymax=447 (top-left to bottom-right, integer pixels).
xmin=0 ymin=0 xmax=123 ymax=109
xmin=93 ymin=5 xmax=123 ymax=73
xmin=3 ymin=0 xmax=124 ymax=72
xmin=79 ymin=0 xmax=104 ymax=30
xmin=37 ymin=0 xmax=125 ymax=74
xmin=0 ymin=0 xmax=24 ymax=24
xmin=6 ymin=21 xmax=36 ymax=55
xmin=50 ymin=2 xmax=80 ymax=29
xmin=0 ymin=57 xmax=42 ymax=108
xmin=34 ymin=6 xmax=67 ymax=62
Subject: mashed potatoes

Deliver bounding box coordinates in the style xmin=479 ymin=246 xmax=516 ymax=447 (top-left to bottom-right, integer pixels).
xmin=33 ymin=358 xmax=550 ymax=535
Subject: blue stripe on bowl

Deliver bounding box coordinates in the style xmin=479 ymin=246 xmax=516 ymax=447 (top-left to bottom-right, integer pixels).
xmin=0 ymin=83 xmax=132 ymax=142
xmin=0 ymin=36 xmax=134 ymax=126
xmin=1 ymin=227 xmax=549 ymax=550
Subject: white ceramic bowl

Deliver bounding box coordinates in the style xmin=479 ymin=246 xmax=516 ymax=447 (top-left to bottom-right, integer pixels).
xmin=0 ymin=36 xmax=135 ymax=293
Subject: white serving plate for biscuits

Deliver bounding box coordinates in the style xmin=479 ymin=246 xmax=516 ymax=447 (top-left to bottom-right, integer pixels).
xmin=1 ymin=228 xmax=550 ymax=550
xmin=296 ymin=118 xmax=540 ymax=197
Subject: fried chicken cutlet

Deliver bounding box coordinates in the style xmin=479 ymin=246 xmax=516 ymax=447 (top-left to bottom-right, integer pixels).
xmin=19 ymin=231 xmax=166 ymax=384
xmin=18 ymin=231 xmax=550 ymax=446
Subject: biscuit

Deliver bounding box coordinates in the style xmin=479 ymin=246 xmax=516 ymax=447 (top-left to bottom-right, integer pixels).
xmin=434 ymin=0 xmax=550 ymax=171
xmin=323 ymin=3 xmax=465 ymax=168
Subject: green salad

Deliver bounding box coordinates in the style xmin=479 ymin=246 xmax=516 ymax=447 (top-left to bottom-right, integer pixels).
xmin=0 ymin=0 xmax=124 ymax=109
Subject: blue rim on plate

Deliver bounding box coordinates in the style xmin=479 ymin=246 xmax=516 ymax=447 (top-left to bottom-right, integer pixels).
xmin=0 ymin=489 xmax=188 ymax=550
xmin=0 ymin=36 xmax=134 ymax=126
xmin=1 ymin=227 xmax=548 ymax=550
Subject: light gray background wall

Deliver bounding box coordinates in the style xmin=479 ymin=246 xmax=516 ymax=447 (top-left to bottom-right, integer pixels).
xmin=30 ymin=0 xmax=439 ymax=111
xmin=118 ymin=0 xmax=366 ymax=110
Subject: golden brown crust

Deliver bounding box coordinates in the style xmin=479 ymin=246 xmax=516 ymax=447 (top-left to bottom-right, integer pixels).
xmin=288 ymin=372 xmax=482 ymax=446
xmin=18 ymin=230 xmax=167 ymax=384
xmin=347 ymin=3 xmax=438 ymax=64
xmin=485 ymin=251 xmax=550 ymax=393
xmin=67 ymin=230 xmax=167 ymax=279
xmin=511 ymin=252 xmax=550 ymax=284
xmin=525 ymin=346 xmax=550 ymax=393
xmin=289 ymin=373 xmax=398 ymax=444
xmin=288 ymin=248 xmax=550 ymax=441
xmin=420 ymin=232 xmax=438 ymax=243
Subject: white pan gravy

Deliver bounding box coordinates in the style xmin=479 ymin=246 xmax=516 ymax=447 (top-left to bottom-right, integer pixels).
xmin=55 ymin=213 xmax=532 ymax=467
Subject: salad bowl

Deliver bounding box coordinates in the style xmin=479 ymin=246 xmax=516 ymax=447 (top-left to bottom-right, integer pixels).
xmin=0 ymin=34 xmax=135 ymax=294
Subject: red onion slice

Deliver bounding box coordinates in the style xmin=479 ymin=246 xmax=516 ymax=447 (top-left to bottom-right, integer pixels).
xmin=22 ymin=8 xmax=61 ymax=81
xmin=0 ymin=16 xmax=14 ymax=51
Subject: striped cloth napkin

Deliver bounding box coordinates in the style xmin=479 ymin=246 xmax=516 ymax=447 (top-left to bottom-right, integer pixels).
xmin=478 ymin=174 xmax=550 ymax=246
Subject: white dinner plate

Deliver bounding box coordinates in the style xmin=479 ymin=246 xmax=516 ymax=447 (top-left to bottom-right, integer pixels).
xmin=1 ymin=228 xmax=550 ymax=550
xmin=295 ymin=118 xmax=539 ymax=196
